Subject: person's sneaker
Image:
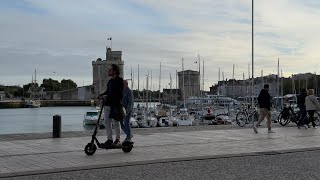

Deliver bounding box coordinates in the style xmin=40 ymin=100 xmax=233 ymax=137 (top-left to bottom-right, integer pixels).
xmin=304 ymin=125 xmax=309 ymax=129
xmin=101 ymin=139 xmax=113 ymax=148
xmin=124 ymin=137 xmax=132 ymax=142
xmin=114 ymin=139 xmax=121 ymax=146
xmin=253 ymin=126 xmax=258 ymax=133
xmin=313 ymin=126 xmax=318 ymax=129
xmin=268 ymin=129 xmax=275 ymax=133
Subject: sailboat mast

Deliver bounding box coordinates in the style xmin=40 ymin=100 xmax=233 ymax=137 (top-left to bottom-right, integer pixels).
xmin=251 ymin=0 xmax=254 ymax=110
xmin=131 ymin=66 xmax=133 ymax=90
xmin=232 ymin=64 xmax=235 ymax=99
xmin=138 ymin=64 xmax=140 ymax=99
xmin=159 ymin=62 xmax=161 ymax=103
xmin=281 ymin=69 xmax=283 ymax=109
xmin=202 ymin=60 xmax=204 ymax=97
xmin=176 ymin=70 xmax=178 ymax=105
xmin=218 ymin=67 xmax=220 ymax=95
xmin=170 ymin=73 xmax=172 ymax=105
xmin=198 ymin=54 xmax=201 ymax=98
xmin=182 ymin=58 xmax=185 ymax=107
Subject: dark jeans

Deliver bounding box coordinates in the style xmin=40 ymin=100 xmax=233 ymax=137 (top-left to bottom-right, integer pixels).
xmin=307 ymin=110 xmax=316 ymax=127
xmin=298 ymin=108 xmax=307 ymax=126
xmin=121 ymin=111 xmax=132 ymax=140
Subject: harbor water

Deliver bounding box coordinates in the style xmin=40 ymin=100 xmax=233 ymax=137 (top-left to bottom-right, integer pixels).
xmin=0 ymin=102 xmax=159 ymax=135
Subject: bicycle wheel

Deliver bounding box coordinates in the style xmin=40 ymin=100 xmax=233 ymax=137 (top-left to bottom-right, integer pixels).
xmin=236 ymin=112 xmax=247 ymax=127
xmin=289 ymin=112 xmax=298 ymax=126
xmin=314 ymin=112 xmax=320 ymax=126
xmin=278 ymin=112 xmax=290 ymax=126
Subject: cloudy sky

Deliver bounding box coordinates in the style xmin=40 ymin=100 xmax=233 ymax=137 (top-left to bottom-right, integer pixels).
xmin=1 ymin=0 xmax=320 ymax=90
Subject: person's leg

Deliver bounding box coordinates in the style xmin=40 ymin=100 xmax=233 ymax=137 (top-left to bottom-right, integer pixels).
xmin=113 ymin=119 xmax=121 ymax=141
xmin=256 ymin=108 xmax=266 ymax=127
xmin=104 ymin=106 xmax=113 ymax=141
xmin=300 ymin=109 xmax=307 ymax=125
xmin=266 ymin=110 xmax=272 ymax=130
xmin=124 ymin=112 xmax=132 ymax=140
xmin=121 ymin=120 xmax=128 ymax=136
xmin=309 ymin=110 xmax=316 ymax=127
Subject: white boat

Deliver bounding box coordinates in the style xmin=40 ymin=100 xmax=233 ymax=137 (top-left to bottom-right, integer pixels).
xmin=158 ymin=116 xmax=174 ymax=127
xmin=83 ymin=109 xmax=99 ymax=125
xmin=136 ymin=110 xmax=150 ymax=128
xmin=146 ymin=115 xmax=157 ymax=127
xmin=25 ymin=100 xmax=41 ymax=108
xmin=130 ymin=117 xmax=139 ymax=128
xmin=176 ymin=108 xmax=194 ymax=126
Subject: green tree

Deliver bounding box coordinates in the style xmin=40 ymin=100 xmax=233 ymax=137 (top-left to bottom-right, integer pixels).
xmin=60 ymin=79 xmax=77 ymax=90
xmin=41 ymin=78 xmax=60 ymax=91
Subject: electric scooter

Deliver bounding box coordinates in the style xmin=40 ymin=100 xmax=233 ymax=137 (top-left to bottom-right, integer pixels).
xmin=84 ymin=102 xmax=133 ymax=156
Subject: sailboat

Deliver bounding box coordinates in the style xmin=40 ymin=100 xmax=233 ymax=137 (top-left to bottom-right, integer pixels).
xmin=25 ymin=70 xmax=41 ymax=108
xmin=176 ymin=58 xmax=194 ymax=126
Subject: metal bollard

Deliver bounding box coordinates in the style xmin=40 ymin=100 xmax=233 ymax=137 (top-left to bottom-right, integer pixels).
xmin=53 ymin=115 xmax=61 ymax=138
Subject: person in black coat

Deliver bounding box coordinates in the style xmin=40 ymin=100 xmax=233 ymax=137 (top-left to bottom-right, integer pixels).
xmin=254 ymin=84 xmax=274 ymax=133
xmin=297 ymin=89 xmax=307 ymax=127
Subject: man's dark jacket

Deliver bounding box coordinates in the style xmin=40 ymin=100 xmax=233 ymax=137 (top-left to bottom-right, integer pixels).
xmin=100 ymin=76 xmax=124 ymax=121
xmin=297 ymin=91 xmax=307 ymax=110
xmin=258 ymin=89 xmax=271 ymax=110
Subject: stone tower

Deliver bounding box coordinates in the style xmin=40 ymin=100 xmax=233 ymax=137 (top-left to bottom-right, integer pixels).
xmin=92 ymin=47 xmax=124 ymax=96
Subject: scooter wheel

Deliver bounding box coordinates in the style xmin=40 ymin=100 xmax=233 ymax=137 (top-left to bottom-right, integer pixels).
xmin=122 ymin=145 xmax=133 ymax=153
xmin=85 ymin=143 xmax=97 ymax=155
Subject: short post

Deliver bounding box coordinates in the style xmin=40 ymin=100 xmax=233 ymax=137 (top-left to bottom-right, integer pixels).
xmin=53 ymin=115 xmax=61 ymax=138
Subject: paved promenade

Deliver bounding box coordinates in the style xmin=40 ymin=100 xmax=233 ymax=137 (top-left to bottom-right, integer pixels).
xmin=1 ymin=126 xmax=320 ymax=178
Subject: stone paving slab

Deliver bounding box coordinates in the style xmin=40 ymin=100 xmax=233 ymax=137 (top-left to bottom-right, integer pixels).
xmin=1 ymin=127 xmax=320 ymax=178
xmin=0 ymin=123 xmax=294 ymax=141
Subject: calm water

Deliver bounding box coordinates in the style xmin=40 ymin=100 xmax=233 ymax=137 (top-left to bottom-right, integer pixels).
xmin=0 ymin=102 xmax=159 ymax=135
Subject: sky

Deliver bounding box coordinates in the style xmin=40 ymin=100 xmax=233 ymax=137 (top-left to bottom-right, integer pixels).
xmin=1 ymin=0 xmax=320 ymax=91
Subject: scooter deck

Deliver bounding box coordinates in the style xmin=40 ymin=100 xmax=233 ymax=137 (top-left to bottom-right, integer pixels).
xmin=101 ymin=141 xmax=134 ymax=150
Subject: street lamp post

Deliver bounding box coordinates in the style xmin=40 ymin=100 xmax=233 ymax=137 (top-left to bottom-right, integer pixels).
xmin=251 ymin=0 xmax=254 ymax=109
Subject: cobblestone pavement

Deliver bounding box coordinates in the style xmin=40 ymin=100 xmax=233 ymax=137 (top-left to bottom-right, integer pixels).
xmin=0 ymin=125 xmax=319 ymax=178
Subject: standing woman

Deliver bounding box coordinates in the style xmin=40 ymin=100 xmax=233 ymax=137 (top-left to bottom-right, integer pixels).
xmin=305 ymin=89 xmax=320 ymax=128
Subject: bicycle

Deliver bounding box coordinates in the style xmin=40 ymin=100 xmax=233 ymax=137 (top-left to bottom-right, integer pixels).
xmin=236 ymin=104 xmax=259 ymax=127
xmin=278 ymin=104 xmax=299 ymax=126
xmin=278 ymin=104 xmax=320 ymax=127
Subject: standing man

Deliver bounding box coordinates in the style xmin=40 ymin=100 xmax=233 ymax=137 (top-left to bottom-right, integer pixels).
xmin=121 ymin=80 xmax=134 ymax=142
xmin=254 ymin=84 xmax=274 ymax=133
xmin=98 ymin=64 xmax=124 ymax=146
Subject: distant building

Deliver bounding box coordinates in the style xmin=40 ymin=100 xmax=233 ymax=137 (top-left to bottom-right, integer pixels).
xmin=92 ymin=47 xmax=124 ymax=96
xmin=210 ymin=75 xmax=281 ymax=98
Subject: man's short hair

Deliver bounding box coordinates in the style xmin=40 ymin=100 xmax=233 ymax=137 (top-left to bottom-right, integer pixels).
xmin=264 ymin=84 xmax=269 ymax=89
xmin=111 ymin=64 xmax=120 ymax=75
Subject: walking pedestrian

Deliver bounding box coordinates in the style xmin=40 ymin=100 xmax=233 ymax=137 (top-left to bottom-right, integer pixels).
xmin=305 ymin=89 xmax=320 ymax=129
xmin=254 ymin=84 xmax=274 ymax=133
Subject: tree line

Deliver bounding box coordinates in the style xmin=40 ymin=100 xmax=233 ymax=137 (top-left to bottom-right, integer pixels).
xmin=0 ymin=78 xmax=77 ymax=98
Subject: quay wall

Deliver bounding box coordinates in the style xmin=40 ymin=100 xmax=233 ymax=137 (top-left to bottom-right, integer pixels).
xmin=0 ymin=100 xmax=93 ymax=109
